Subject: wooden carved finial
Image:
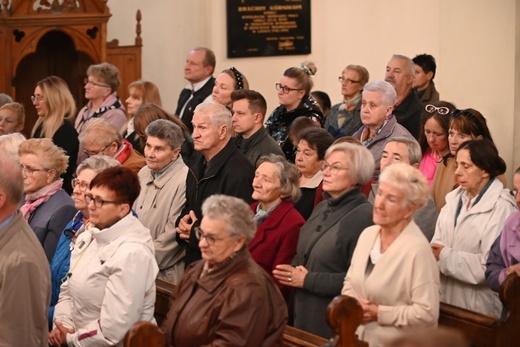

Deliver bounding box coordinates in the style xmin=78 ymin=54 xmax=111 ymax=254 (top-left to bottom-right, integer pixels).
xmin=135 ymin=9 xmax=142 ymax=46
xmin=1 ymin=0 xmax=10 ymax=16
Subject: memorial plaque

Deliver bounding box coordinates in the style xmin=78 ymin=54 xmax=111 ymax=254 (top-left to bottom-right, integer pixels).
xmin=226 ymin=0 xmax=311 ymax=58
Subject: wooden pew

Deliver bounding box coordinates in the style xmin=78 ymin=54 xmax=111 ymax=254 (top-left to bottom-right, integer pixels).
xmin=126 ymin=279 xmax=365 ymax=347
xmin=438 ymin=273 xmax=520 ymax=347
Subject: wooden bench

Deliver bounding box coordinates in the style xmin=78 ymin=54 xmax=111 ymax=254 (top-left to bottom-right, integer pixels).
xmin=438 ymin=273 xmax=520 ymax=347
xmin=125 ymin=279 xmax=365 ymax=347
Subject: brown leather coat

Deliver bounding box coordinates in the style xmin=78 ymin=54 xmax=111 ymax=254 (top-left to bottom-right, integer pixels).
xmin=161 ymin=248 xmax=288 ymax=347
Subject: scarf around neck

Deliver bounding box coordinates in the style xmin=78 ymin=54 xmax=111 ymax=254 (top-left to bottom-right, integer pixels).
xmin=20 ymin=179 xmax=63 ymax=221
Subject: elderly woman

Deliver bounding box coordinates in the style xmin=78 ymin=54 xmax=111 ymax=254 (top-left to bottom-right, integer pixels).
xmin=49 ymin=166 xmax=158 ymax=347
xmin=293 ymin=127 xmax=334 ymax=220
xmin=342 ymin=163 xmax=440 ymax=346
xmin=31 ymin=76 xmax=79 ymax=193
xmin=249 ymin=154 xmax=304 ymax=300
xmin=75 ymin=62 xmax=126 ymax=134
xmin=0 ymin=101 xmax=25 ymax=135
xmin=162 ymin=195 xmax=288 ymax=346
xmin=123 ymin=80 xmax=162 ymax=153
xmin=212 ymin=67 xmax=249 ymax=108
xmin=133 ymin=103 xmax=194 ymax=166
xmin=431 ymin=139 xmax=517 ymax=317
xmin=19 ymin=138 xmax=76 ymax=261
xmin=273 ymin=142 xmax=375 ymax=338
xmin=418 ymin=102 xmax=454 ymax=186
xmin=325 ymin=64 xmax=370 ymax=139
xmin=353 ymin=80 xmax=416 ymax=180
xmin=48 ymin=155 xmax=120 ymax=329
xmin=265 ymin=61 xmax=324 ymax=161
xmin=133 ymin=119 xmax=188 ymax=284
xmin=0 ymin=132 xmax=26 ymax=157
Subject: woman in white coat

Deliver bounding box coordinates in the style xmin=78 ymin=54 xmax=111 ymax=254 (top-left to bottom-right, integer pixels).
xmin=431 ymin=139 xmax=517 ymax=317
xmin=342 ymin=164 xmax=440 ymax=347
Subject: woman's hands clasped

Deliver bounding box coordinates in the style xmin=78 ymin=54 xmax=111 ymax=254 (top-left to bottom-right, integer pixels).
xmin=273 ymin=264 xmax=308 ymax=288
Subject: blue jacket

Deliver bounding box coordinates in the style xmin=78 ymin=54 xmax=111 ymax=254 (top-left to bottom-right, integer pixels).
xmin=48 ymin=211 xmax=83 ymax=329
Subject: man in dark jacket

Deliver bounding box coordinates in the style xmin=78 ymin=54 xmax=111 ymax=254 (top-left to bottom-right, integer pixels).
xmin=176 ymin=102 xmax=255 ymax=266
xmin=385 ymin=54 xmax=423 ymax=140
xmin=174 ymin=47 xmax=216 ymax=133
xmin=231 ymin=89 xmax=284 ymax=166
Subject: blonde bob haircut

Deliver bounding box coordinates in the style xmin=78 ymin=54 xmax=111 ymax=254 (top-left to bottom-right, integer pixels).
xmin=325 ymin=142 xmax=374 ymax=185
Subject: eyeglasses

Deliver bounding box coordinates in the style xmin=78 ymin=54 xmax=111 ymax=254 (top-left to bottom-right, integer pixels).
xmin=30 ymin=95 xmax=44 ymax=103
xmin=72 ymin=179 xmax=90 ymax=192
xmin=83 ymin=144 xmax=110 ymax=157
xmin=425 ymin=104 xmax=450 ymax=115
xmin=84 ymin=193 xmax=122 ymax=208
xmin=194 ymin=227 xmax=232 ymax=246
xmin=20 ymin=165 xmax=48 ymax=176
xmin=338 ymin=76 xmax=361 ymax=84
xmin=321 ymin=161 xmax=349 ymax=175
xmin=275 ymin=83 xmax=303 ymax=94
xmin=84 ymin=78 xmax=110 ymax=88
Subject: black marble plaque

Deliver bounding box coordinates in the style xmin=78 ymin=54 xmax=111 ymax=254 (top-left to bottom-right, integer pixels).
xmin=227 ymin=0 xmax=311 ymax=58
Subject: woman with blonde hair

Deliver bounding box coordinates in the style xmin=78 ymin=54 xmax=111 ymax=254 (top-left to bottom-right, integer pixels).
xmin=123 ymin=80 xmax=162 ymax=153
xmin=266 ymin=61 xmax=324 ymax=162
xmin=31 ymin=76 xmax=79 ymax=193
xmin=19 ymin=138 xmax=76 ymax=261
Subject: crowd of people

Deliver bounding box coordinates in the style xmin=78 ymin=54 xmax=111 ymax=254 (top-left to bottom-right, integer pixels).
xmin=0 ymin=46 xmax=518 ymax=347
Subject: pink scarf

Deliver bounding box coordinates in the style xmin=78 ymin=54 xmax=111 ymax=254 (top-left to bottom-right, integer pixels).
xmin=20 ymin=179 xmax=64 ymax=221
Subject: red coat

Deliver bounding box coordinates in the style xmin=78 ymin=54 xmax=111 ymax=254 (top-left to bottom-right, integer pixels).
xmin=249 ymin=200 xmax=304 ymax=300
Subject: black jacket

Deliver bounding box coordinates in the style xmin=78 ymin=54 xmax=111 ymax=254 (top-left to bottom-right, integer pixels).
xmin=393 ymin=91 xmax=423 ymax=140
xmin=174 ymin=77 xmax=215 ymax=133
xmin=176 ymin=140 xmax=255 ymax=265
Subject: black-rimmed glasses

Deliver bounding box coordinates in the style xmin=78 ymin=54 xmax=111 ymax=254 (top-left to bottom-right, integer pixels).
xmin=84 ymin=193 xmax=122 ymax=208
xmin=194 ymin=227 xmax=232 ymax=246
xmin=275 ymin=83 xmax=303 ymax=94
xmin=425 ymin=104 xmax=450 ymax=115
xmin=451 ymin=108 xmax=479 ymax=121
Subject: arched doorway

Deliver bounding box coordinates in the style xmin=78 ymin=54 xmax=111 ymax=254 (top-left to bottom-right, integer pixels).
xmin=13 ymin=30 xmax=93 ymax=138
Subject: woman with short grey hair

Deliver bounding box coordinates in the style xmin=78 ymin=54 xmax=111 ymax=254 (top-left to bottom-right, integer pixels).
xmin=145 ymin=119 xmax=185 ymax=150
xmin=342 ymin=163 xmax=440 ymax=346
xmin=249 ymin=154 xmax=304 ymax=301
xmin=273 ymin=142 xmax=375 ymax=338
xmin=162 ymin=194 xmax=287 ymax=346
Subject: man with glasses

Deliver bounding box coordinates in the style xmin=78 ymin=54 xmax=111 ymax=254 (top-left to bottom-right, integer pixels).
xmin=324 ymin=64 xmax=370 ymax=139
xmin=78 ymin=118 xmax=145 ymax=173
xmin=0 ymin=154 xmax=51 ymax=346
xmin=385 ymin=54 xmax=423 ymax=140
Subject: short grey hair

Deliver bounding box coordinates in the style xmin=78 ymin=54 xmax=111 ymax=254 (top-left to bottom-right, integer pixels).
xmin=79 ymin=118 xmax=121 ymax=147
xmin=379 ymin=163 xmax=428 ymax=210
xmin=362 ymin=80 xmax=396 ymax=107
xmin=0 ymin=153 xmax=23 ymax=205
xmin=145 ymin=119 xmax=184 ymax=149
xmin=325 ymin=142 xmax=374 ymax=185
xmin=392 ymin=54 xmax=415 ymax=76
xmin=194 ymin=101 xmax=232 ymax=130
xmin=257 ymin=154 xmax=301 ymax=202
xmin=0 ymin=133 xmax=26 ymax=158
xmin=76 ymin=155 xmax=121 ymax=176
xmin=201 ymin=195 xmax=256 ymax=243
xmin=386 ymin=137 xmax=422 ymax=165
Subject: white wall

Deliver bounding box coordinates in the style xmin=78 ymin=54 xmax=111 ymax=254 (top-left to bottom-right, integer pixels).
xmin=107 ymin=0 xmax=519 ymax=184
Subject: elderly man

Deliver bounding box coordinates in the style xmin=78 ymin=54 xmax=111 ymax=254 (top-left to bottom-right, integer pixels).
xmin=368 ymin=137 xmax=438 ymax=240
xmin=164 ymin=195 xmax=287 ymax=346
xmin=353 ymin=80 xmax=417 ymax=180
xmin=176 ymin=102 xmax=254 ymax=266
xmin=385 ymin=54 xmax=423 ymax=139
xmin=134 ymin=119 xmax=188 ymax=284
xmin=0 ymin=154 xmax=50 ymax=346
xmin=174 ymin=47 xmax=216 ymax=133
xmin=231 ymin=89 xmax=284 ymax=166
xmin=78 ymin=118 xmax=145 ymax=173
